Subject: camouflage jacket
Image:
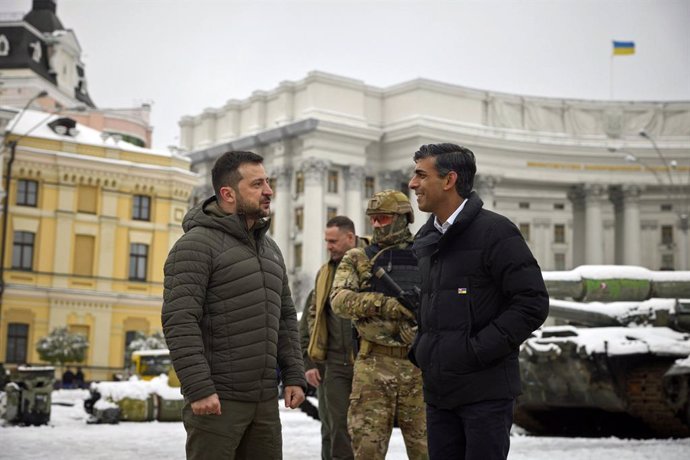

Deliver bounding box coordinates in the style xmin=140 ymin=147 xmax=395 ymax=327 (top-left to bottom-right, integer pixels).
xmin=330 ymin=240 xmax=417 ymax=348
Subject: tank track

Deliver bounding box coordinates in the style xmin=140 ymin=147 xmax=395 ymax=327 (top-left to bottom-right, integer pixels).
xmin=626 ymin=363 xmax=690 ymax=438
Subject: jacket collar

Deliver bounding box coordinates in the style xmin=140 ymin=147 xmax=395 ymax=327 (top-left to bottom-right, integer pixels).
xmin=413 ymin=191 xmax=484 ymax=255
xmin=183 ymin=195 xmax=271 ymax=243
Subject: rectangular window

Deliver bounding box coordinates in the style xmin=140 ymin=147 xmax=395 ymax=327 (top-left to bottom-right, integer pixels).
xmin=6 ymin=323 xmax=29 ymax=363
xmin=12 ymin=231 xmax=34 ymax=270
xmin=661 ymin=253 xmax=674 ymax=270
xmin=660 ymin=204 xmax=673 ymax=212
xmin=73 ymin=235 xmax=95 ymax=276
xmin=553 ymin=203 xmax=565 ymax=210
xmin=554 ymin=253 xmax=566 ymax=271
xmin=77 ymin=185 xmax=98 ymax=214
xmin=129 ymin=243 xmax=148 ymax=281
xmin=365 ymin=177 xmax=375 ymax=198
xmin=295 ymin=171 xmax=304 ymax=195
xmin=327 ymin=207 xmax=338 ymax=221
xmin=519 ymin=223 xmax=531 ymax=242
xmin=661 ymin=225 xmax=674 ymax=245
xmin=295 ymin=207 xmax=304 ymax=230
xmin=519 ymin=202 xmax=530 ymax=209
xmin=661 ymin=254 xmax=675 ymax=270
xmin=327 ymin=170 xmax=338 ymax=194
xmin=16 ymin=179 xmax=38 ymax=207
xmin=124 ymin=330 xmax=140 ymax=368
xmin=294 ymin=243 xmax=302 ymax=269
xmin=132 ymin=195 xmax=151 ymax=221
xmin=554 ymin=224 xmax=566 ymax=244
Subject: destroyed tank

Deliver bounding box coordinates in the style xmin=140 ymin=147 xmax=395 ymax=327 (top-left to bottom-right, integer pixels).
xmin=516 ymin=265 xmax=690 ymax=438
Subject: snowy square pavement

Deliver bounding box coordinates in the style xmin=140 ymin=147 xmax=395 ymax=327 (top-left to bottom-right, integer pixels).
xmin=1 ymin=391 xmax=689 ymax=459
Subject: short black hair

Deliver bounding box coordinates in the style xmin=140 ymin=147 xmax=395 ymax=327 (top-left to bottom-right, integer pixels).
xmin=413 ymin=143 xmax=476 ymax=197
xmin=326 ymin=215 xmax=355 ymax=234
xmin=211 ymin=151 xmax=264 ymax=198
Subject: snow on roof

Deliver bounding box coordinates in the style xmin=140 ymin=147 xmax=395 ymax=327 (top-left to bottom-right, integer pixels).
xmin=530 ymin=326 xmax=690 ymax=357
xmin=5 ymin=108 xmax=183 ymax=159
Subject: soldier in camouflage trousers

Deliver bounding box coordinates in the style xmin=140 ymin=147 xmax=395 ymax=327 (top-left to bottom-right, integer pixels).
xmin=331 ymin=190 xmax=428 ymax=460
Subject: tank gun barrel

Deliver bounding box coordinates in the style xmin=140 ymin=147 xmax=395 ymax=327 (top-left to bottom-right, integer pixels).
xmin=542 ymin=265 xmax=690 ymax=302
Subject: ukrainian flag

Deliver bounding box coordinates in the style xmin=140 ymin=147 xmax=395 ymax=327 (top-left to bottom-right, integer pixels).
xmin=613 ymin=41 xmax=635 ymax=55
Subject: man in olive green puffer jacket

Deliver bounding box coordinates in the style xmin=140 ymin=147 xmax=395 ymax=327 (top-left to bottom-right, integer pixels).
xmin=162 ymin=151 xmax=306 ymax=460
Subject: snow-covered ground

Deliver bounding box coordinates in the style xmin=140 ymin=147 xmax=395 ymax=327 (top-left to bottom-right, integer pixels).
xmin=1 ymin=390 xmax=689 ymax=459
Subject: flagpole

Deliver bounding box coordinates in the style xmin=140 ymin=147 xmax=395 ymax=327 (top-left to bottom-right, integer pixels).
xmin=610 ymin=53 xmax=614 ymax=100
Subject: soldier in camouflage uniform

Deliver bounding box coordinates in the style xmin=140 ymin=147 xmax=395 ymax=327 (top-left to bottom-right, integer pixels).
xmin=330 ymin=190 xmax=428 ymax=460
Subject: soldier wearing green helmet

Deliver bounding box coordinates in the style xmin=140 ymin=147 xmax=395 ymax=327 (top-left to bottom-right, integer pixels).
xmin=331 ymin=190 xmax=427 ymax=460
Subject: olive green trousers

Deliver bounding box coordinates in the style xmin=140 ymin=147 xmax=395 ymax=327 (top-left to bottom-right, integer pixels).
xmin=182 ymin=397 xmax=282 ymax=460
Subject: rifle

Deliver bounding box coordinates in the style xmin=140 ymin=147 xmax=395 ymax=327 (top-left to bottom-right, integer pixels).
xmin=373 ymin=267 xmax=421 ymax=315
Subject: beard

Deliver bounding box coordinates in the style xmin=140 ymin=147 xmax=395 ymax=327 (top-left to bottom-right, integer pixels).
xmin=236 ymin=194 xmax=270 ymax=219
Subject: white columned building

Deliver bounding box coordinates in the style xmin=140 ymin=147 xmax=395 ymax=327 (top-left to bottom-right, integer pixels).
xmin=178 ymin=71 xmax=690 ymax=306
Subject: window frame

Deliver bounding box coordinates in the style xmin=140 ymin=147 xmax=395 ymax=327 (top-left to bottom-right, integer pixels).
xmin=132 ymin=195 xmax=151 ymax=221
xmin=129 ymin=243 xmax=149 ymax=281
xmin=16 ymin=179 xmax=38 ymax=207
xmin=12 ymin=231 xmax=35 ymax=270
xmin=6 ymin=322 xmax=29 ymax=363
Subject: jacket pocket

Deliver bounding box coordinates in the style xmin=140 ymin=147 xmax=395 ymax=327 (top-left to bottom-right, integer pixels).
xmin=439 ymin=332 xmax=481 ymax=375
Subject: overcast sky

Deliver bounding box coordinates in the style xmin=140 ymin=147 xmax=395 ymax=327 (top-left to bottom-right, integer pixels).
xmin=3 ymin=0 xmax=689 ymax=150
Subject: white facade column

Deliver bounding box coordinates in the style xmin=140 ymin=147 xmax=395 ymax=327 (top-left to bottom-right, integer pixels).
xmin=533 ymin=218 xmax=551 ymax=269
xmin=302 ymin=158 xmax=328 ymax=277
xmin=567 ymin=186 xmax=586 ymax=266
xmin=583 ymin=184 xmax=605 ymax=265
xmin=345 ymin=166 xmax=365 ymax=235
xmin=271 ymin=165 xmax=291 ymax=255
xmin=621 ymin=185 xmax=642 ymax=266
xmin=475 ymin=174 xmax=498 ymax=211
xmin=677 ymin=216 xmax=689 ymax=270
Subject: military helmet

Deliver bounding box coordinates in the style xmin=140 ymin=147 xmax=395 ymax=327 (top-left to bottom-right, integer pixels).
xmin=366 ymin=189 xmax=414 ymax=224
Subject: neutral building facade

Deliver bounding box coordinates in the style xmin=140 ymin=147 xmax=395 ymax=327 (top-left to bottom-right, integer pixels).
xmin=179 ymin=72 xmax=690 ymax=307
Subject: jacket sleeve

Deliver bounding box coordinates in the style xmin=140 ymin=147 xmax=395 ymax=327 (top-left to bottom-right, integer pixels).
xmin=161 ymin=230 xmax=216 ymax=403
xmin=277 ymin=268 xmax=307 ymax=391
xmin=300 ymin=290 xmax=316 ymax=370
xmin=470 ymin=219 xmax=550 ymax=365
xmin=330 ymin=248 xmax=389 ymax=319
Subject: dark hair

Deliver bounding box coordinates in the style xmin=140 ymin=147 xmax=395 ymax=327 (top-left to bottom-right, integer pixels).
xmin=211 ymin=151 xmax=264 ymax=198
xmin=413 ymin=143 xmax=476 ymax=197
xmin=326 ymin=215 xmax=355 ymax=234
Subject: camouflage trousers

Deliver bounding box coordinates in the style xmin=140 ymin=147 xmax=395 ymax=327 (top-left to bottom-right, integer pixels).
xmin=348 ymin=352 xmax=428 ymax=460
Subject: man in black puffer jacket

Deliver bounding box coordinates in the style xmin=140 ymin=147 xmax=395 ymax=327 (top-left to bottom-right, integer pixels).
xmin=408 ymin=143 xmax=549 ymax=460
xmin=162 ymin=151 xmax=306 ymax=460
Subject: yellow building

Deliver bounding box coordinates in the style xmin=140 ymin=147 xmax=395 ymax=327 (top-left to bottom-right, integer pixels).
xmin=0 ymin=109 xmax=198 ymax=381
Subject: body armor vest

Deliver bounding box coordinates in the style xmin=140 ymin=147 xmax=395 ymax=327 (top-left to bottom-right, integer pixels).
xmin=364 ymin=245 xmax=420 ymax=296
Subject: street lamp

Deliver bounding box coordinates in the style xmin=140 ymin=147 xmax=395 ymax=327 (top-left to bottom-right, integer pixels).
xmin=634 ymin=132 xmax=690 ymax=269
xmin=639 ymin=130 xmax=676 ymax=188
xmin=0 ymin=98 xmax=87 ymax=320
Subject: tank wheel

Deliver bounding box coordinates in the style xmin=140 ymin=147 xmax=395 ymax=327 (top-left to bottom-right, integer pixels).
xmin=626 ymin=363 xmax=690 ymax=437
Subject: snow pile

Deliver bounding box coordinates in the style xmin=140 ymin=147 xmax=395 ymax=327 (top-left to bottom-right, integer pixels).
xmin=92 ymin=375 xmax=182 ymax=402
xmin=530 ymin=326 xmax=690 ymax=357
xmin=549 ymin=297 xmax=677 ymax=326
xmin=543 ymin=265 xmax=690 ymax=282
xmin=674 ymin=355 xmax=690 ymax=369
